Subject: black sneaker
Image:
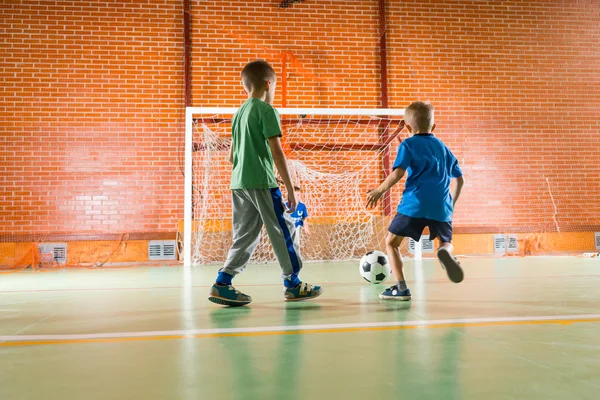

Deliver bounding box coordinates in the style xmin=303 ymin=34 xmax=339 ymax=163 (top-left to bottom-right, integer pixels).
xmin=437 ymin=248 xmax=464 ymax=283
xmin=379 ymin=286 xmax=412 ymax=301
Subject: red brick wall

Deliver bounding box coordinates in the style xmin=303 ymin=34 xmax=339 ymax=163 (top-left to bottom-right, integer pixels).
xmin=1 ymin=0 xmax=184 ymax=237
xmin=2 ymin=0 xmax=600 ymax=240
xmin=192 ymin=0 xmax=600 ymax=232
xmin=386 ymin=0 xmax=600 ymax=230
xmin=192 ymin=0 xmax=382 ymax=107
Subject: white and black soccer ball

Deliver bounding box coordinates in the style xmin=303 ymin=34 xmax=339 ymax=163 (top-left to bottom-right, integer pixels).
xmin=359 ymin=250 xmax=391 ymax=284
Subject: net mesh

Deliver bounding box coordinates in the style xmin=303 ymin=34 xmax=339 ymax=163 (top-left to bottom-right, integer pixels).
xmin=189 ymin=111 xmax=406 ymax=265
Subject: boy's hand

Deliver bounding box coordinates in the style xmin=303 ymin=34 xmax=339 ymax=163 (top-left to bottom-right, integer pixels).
xmin=366 ymin=168 xmax=405 ymax=209
xmin=286 ymin=189 xmax=297 ymax=213
xmin=366 ymin=188 xmax=383 ymax=209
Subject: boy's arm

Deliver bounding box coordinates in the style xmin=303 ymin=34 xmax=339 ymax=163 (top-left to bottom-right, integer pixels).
xmin=228 ymin=144 xmax=233 ymax=164
xmin=268 ymin=136 xmax=296 ymax=212
xmin=453 ymin=176 xmax=465 ymax=206
xmin=448 ymin=150 xmax=463 ymax=206
xmin=366 ymin=167 xmax=405 ymax=209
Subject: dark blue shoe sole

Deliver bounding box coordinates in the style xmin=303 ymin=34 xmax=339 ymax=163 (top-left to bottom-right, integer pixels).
xmin=208 ymin=296 xmax=251 ymax=307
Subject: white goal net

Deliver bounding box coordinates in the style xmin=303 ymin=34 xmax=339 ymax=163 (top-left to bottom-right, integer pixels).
xmin=183 ymin=107 xmax=406 ymax=266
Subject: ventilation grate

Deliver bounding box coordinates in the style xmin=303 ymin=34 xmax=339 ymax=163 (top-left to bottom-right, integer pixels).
xmin=148 ymin=240 xmax=177 ymax=261
xmin=408 ymin=236 xmax=435 ymax=254
xmin=38 ymin=243 xmax=67 ymax=264
xmin=493 ymin=235 xmax=506 ymax=253
xmin=494 ymin=234 xmax=518 ymax=253
xmin=507 ymin=235 xmax=519 ymax=252
xmin=595 ymin=232 xmax=600 ymax=251
xmin=421 ymin=238 xmax=435 ymax=253
xmin=149 ymin=245 xmax=162 ymax=257
xmin=163 ymin=243 xmax=175 ymax=257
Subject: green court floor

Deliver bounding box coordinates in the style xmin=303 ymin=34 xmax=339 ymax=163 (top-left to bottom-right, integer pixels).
xmin=1 ymin=257 xmax=600 ymax=399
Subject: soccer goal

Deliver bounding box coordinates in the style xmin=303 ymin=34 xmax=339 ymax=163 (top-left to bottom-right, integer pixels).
xmin=183 ymin=106 xmax=414 ymax=267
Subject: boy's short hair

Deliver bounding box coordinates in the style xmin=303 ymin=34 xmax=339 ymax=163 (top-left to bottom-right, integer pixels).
xmin=405 ymin=101 xmax=435 ymax=132
xmin=241 ymin=60 xmax=276 ymax=91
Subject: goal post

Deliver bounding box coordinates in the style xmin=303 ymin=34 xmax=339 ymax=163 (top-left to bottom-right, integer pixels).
xmin=183 ymin=106 xmax=408 ymax=267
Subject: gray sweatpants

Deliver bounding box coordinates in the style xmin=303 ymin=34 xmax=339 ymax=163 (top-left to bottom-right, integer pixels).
xmin=221 ymin=188 xmax=303 ymax=282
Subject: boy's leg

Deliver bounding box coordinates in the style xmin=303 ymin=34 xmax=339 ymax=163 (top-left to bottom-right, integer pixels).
xmin=250 ymin=188 xmax=302 ymax=284
xmin=379 ymin=213 xmax=427 ymax=301
xmin=385 ymin=232 xmax=406 ymax=282
xmin=249 ymin=188 xmax=322 ymax=301
xmin=220 ymin=189 xmax=263 ymax=278
xmin=437 ymin=242 xmax=463 ymax=283
xmin=208 ymin=189 xmax=262 ymax=307
xmin=379 ymin=232 xmax=411 ymax=301
xmin=430 ymin=221 xmax=464 ymax=283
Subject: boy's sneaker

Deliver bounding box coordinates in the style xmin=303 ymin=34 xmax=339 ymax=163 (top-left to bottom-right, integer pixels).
xmin=284 ymin=282 xmax=323 ymax=302
xmin=379 ymin=286 xmax=412 ymax=301
xmin=437 ymin=248 xmax=464 ymax=283
xmin=208 ymin=284 xmax=252 ymax=307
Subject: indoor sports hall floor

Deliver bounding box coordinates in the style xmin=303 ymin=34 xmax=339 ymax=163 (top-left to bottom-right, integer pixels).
xmin=1 ymin=258 xmax=599 ymax=400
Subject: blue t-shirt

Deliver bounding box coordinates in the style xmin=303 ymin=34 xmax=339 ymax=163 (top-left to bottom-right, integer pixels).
xmin=392 ymin=133 xmax=462 ymax=222
xmin=290 ymin=202 xmax=308 ymax=227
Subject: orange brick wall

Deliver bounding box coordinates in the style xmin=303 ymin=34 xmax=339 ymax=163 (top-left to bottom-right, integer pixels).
xmin=2 ymin=0 xmax=600 ymax=240
xmin=192 ymin=0 xmax=600 ymax=233
xmin=1 ymin=0 xmax=184 ymax=237
xmin=386 ymin=0 xmax=600 ymax=230
xmin=192 ymin=0 xmax=382 ymax=107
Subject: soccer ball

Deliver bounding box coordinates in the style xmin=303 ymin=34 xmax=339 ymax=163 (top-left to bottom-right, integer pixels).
xmin=359 ymin=250 xmax=391 ymax=284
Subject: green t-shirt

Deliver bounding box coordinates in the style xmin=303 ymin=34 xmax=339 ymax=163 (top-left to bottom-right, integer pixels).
xmin=230 ymin=98 xmax=282 ymax=190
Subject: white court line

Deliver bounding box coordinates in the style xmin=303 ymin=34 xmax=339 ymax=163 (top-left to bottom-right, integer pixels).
xmin=1 ymin=314 xmax=599 ymax=342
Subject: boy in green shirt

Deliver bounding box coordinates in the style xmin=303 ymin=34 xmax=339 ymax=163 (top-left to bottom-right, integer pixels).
xmin=208 ymin=60 xmax=323 ymax=307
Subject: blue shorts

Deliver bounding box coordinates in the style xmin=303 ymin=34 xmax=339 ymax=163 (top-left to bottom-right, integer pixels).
xmin=388 ymin=213 xmax=453 ymax=243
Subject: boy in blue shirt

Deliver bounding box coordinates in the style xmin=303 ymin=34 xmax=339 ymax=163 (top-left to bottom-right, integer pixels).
xmin=366 ymin=101 xmax=465 ymax=301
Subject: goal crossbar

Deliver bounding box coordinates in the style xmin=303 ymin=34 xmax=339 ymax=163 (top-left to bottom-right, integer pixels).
xmin=186 ymin=107 xmax=406 ymax=116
